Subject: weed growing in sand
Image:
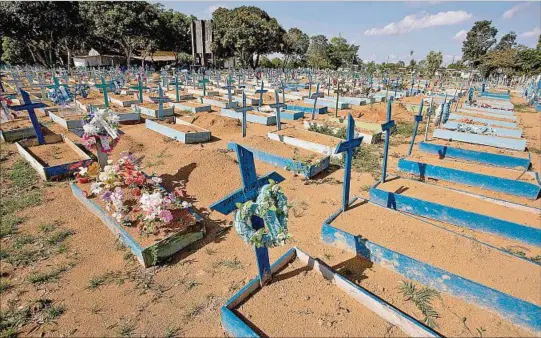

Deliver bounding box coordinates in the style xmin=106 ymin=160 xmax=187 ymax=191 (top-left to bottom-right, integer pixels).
xmin=0 ymin=215 xmax=24 ymax=238
xmin=204 ymin=247 xmax=217 ymax=255
xmin=118 ymin=319 xmax=137 ymax=337
xmin=145 ymin=159 xmax=165 ymax=168
xmin=183 ymin=303 xmax=205 ymax=321
xmin=186 ymin=280 xmax=200 ymax=290
xmin=398 ymin=280 xmax=441 ymax=328
xmin=308 ymin=124 xmax=347 ymax=139
xmin=531 ymin=255 xmax=541 ymax=265
xmin=165 ymin=326 xmax=181 ymax=338
xmin=27 ymin=266 xmax=68 ymax=285
xmin=529 ymin=147 xmax=541 ymax=155
xmin=156 ymin=148 xmax=172 ymax=159
xmin=214 ymin=257 xmax=243 ymax=270
xmin=476 ymin=326 xmax=486 ymax=337
xmin=8 ymin=160 xmax=38 ymax=189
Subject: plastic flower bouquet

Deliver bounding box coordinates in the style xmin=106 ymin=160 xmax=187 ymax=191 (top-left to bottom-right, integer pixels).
xmin=81 ymin=108 xmax=120 ymax=154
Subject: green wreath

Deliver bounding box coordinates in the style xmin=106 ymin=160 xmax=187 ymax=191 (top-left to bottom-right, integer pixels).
xmin=234 ymin=180 xmax=291 ymax=248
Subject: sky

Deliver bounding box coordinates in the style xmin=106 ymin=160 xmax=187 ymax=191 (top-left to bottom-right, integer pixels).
xmin=159 ymin=1 xmax=541 ymax=64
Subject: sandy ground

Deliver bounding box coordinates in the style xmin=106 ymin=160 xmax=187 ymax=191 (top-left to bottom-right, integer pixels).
xmin=1 ymin=91 xmax=540 ymax=337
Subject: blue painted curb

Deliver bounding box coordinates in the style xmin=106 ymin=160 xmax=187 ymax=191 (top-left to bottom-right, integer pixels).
xmin=226 ymin=141 xmax=330 ymax=178
xmin=398 ymin=158 xmax=540 ymax=199
xmin=369 ymin=186 xmax=541 ymax=247
xmin=280 ymin=110 xmax=305 ymax=120
xmin=433 ymin=129 xmax=526 ymax=151
xmin=145 ymin=119 xmax=211 ymax=144
xmin=418 ymin=141 xmax=530 ymax=170
xmin=221 ymin=247 xmax=440 ymax=337
xmin=221 ymin=109 xmax=276 ymax=126
xmin=285 ymin=104 xmax=327 ymax=114
xmin=444 ymin=121 xmax=522 ymax=138
xmin=320 ymin=198 xmax=541 ymax=333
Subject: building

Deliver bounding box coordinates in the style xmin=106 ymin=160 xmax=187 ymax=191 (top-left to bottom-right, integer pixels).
xmin=132 ymin=51 xmax=178 ymax=68
xmin=72 ymin=49 xmax=125 ymax=68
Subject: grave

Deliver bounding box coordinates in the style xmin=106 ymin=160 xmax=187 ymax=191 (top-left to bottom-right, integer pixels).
xmin=303 ymin=97 xmax=350 ymax=109
xmin=202 ymin=97 xmax=239 ymax=109
xmin=227 ymin=135 xmax=330 ymax=178
xmin=267 ymin=127 xmax=343 ymax=158
xmin=210 ymin=145 xmax=437 ymax=338
xmin=145 ymin=86 xmax=211 ymax=144
xmin=71 ymin=156 xmax=205 ymax=267
xmin=285 ymin=103 xmax=327 ymax=114
xmin=432 ymin=128 xmax=526 ymax=151
xmin=221 ymin=92 xmax=276 ymax=126
xmin=13 ymin=90 xmax=92 ymax=180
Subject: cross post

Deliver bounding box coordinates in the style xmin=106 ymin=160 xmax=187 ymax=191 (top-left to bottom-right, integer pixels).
xmin=9 ymin=90 xmax=47 ymax=144
xmin=269 ymin=89 xmax=286 ymax=131
xmin=199 ymin=76 xmax=210 ymax=97
xmin=335 ymin=114 xmax=363 ymax=211
xmin=380 ymin=99 xmax=395 ymax=184
xmin=407 ymin=99 xmax=424 ymax=156
xmin=334 ymin=80 xmax=344 ymax=117
xmin=423 ymin=97 xmax=434 ymax=141
xmin=255 ymin=80 xmax=268 ymax=111
xmin=150 ymin=85 xmax=170 ymax=120
xmin=308 ymin=74 xmax=313 ymax=98
xmin=209 ymin=144 xmax=285 ymax=286
xmin=311 ymin=83 xmax=321 ymax=120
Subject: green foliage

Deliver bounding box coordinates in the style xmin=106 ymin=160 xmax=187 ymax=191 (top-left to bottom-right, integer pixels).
xmin=0 ymin=279 xmax=11 ymax=294
xmin=27 ymin=267 xmax=67 ymax=285
xmin=283 ymin=27 xmax=310 ymax=68
xmin=398 ymin=281 xmax=441 ymax=328
xmin=516 ymin=47 xmax=541 ymax=76
xmin=426 ymin=51 xmax=443 ymax=78
xmin=462 ymin=20 xmax=498 ymax=68
xmin=0 ymin=215 xmax=23 ymax=239
xmin=212 ymin=6 xmax=285 ymax=68
xmin=495 ymin=32 xmax=517 ymax=50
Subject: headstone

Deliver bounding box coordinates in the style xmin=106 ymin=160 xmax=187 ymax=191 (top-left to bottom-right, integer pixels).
xmin=9 ymin=90 xmax=47 ymax=144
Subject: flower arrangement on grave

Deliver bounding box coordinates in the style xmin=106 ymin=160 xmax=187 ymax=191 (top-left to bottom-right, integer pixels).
xmin=79 ymin=153 xmax=195 ymax=236
xmin=234 ymin=179 xmax=291 ymax=248
xmin=74 ymin=83 xmax=90 ymax=99
xmin=0 ymin=94 xmax=13 ymax=121
xmin=81 ymin=108 xmax=120 ymax=154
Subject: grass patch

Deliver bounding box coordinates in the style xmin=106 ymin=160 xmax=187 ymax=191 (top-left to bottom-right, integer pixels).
xmin=46 ymin=229 xmax=74 ymax=246
xmin=118 ymin=320 xmax=136 ymax=337
xmin=394 ymin=121 xmax=415 ymax=137
xmin=8 ymin=160 xmax=39 ymax=189
xmin=0 ymin=191 xmax=43 ymax=218
xmin=350 ymin=145 xmax=381 ymax=177
xmin=214 ymin=257 xmax=243 ymax=270
xmin=0 ymin=304 xmax=31 ymax=338
xmin=0 ymin=278 xmax=12 ymax=294
xmin=87 ymin=271 xmax=123 ymax=290
xmin=27 ymin=267 xmax=67 ymax=285
xmin=39 ymin=221 xmax=59 ymax=234
xmin=308 ymin=124 xmax=347 ymax=139
xmin=0 ymin=215 xmax=23 ymax=238
xmin=529 ymin=147 xmax=541 ymax=155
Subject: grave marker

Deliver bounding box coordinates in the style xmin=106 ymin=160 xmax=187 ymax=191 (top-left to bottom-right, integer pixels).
xmin=407 ymin=99 xmax=425 ymax=156
xmin=209 ymin=144 xmax=285 ymax=285
xmin=380 ymin=99 xmax=395 ymax=183
xmin=238 ymin=91 xmax=253 ymax=138
xmin=130 ymin=75 xmax=149 ymax=103
xmin=423 ymin=97 xmax=434 ymax=141
xmin=150 ymin=85 xmax=169 ymax=120
xmin=269 ymin=89 xmax=286 ymax=131
xmin=222 ymin=75 xmax=235 ymax=104
xmin=9 ymin=90 xmax=47 ymax=144
xmin=310 ymin=83 xmax=321 ymax=120
xmin=255 ymin=80 xmax=268 ymax=111
xmin=335 ymin=114 xmax=363 ymax=211
xmin=94 ymin=76 xmax=112 ymax=109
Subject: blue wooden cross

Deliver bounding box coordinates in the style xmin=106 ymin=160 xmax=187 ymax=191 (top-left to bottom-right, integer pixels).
xmin=310 ymin=83 xmax=321 ymax=120
xmin=393 ymin=77 xmax=400 ymax=99
xmin=380 ymin=99 xmax=395 ymax=183
xmin=278 ymin=80 xmax=286 ymax=104
xmin=335 ymin=114 xmax=363 ymax=211
xmin=407 ymin=99 xmax=425 ymax=156
xmin=255 ymin=80 xmax=268 ymax=111
xmin=334 ymin=80 xmax=345 ymax=117
xmin=130 ymin=75 xmax=149 ymax=104
xmin=7 ymin=73 xmax=24 ymax=92
xmin=222 ymin=75 xmax=235 ymax=104
xmin=9 ymin=90 xmax=47 ymax=144
xmin=94 ymin=76 xmax=112 ymax=109
xmin=238 ymin=91 xmax=253 ymax=138
xmin=150 ymin=85 xmax=170 ymax=120
xmin=199 ymin=76 xmax=210 ymax=97
xmin=209 ymin=144 xmax=285 ymax=285
xmin=269 ymin=89 xmax=286 ymax=131
xmin=169 ymin=73 xmax=183 ymax=102
xmin=35 ymin=76 xmax=49 ymax=99
xmin=307 ymin=74 xmax=313 ymax=98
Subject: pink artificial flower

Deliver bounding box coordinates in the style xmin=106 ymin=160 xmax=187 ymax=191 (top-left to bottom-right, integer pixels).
xmin=158 ymin=209 xmax=173 ymax=223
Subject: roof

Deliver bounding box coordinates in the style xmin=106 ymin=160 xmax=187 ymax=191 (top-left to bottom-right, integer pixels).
xmin=133 ymin=50 xmax=177 ymax=62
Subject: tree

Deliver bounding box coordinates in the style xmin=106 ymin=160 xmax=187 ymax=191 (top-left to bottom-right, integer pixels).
xmin=81 ymin=2 xmax=161 ymax=66
xmin=516 ymin=45 xmax=541 ymax=76
xmin=408 ymin=59 xmax=417 ymax=73
xmin=482 ymin=48 xmax=517 ymax=78
xmin=0 ymin=1 xmax=89 ymax=67
xmin=259 ymin=56 xmax=273 ymax=68
xmin=271 ymin=57 xmax=283 ymax=69
xmin=447 ymin=60 xmax=467 ymax=71
xmin=212 ymin=6 xmax=284 ymax=69
xmin=462 ymin=20 xmax=497 ymax=68
xmin=495 ymin=32 xmax=517 ymax=50
xmin=426 ymin=51 xmax=443 ymax=78
xmin=328 ymin=36 xmax=359 ymax=69
xmin=365 ymin=61 xmax=377 ymax=77
xmin=396 ymin=60 xmax=405 ymax=68
xmin=537 ymin=35 xmax=541 ymax=51
xmin=306 ymin=35 xmax=331 ymax=69
xmin=158 ymin=9 xmax=194 ymax=65
xmin=282 ymin=28 xmax=309 ymax=68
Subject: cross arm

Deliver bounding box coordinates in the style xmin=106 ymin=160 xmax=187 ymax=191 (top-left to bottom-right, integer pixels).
xmin=335 ymin=137 xmax=363 ymax=154
xmin=381 ymin=120 xmax=396 ymax=132
xmin=209 ymin=171 xmax=285 ymax=215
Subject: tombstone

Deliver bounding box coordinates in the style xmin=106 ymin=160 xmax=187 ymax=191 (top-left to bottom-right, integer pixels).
xmin=9 ymin=90 xmax=47 ymax=144
xmin=269 ymin=89 xmax=286 ymax=131
xmin=209 ymin=144 xmax=285 ymax=285
xmin=380 ymin=99 xmax=395 ymax=184
xmin=334 ymin=114 xmax=363 ymax=211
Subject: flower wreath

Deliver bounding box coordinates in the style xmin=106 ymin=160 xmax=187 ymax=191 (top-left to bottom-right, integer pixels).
xmin=48 ymin=85 xmax=72 ymax=106
xmin=82 ymin=108 xmax=120 ymax=154
xmin=233 ymin=180 xmax=291 ymax=248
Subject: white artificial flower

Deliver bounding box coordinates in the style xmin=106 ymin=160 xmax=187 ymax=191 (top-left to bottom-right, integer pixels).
xmin=83 ymin=123 xmax=99 ymax=136
xmin=90 ymin=182 xmax=103 ymax=195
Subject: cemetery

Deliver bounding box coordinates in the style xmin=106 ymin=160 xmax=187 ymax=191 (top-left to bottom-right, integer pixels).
xmin=0 ymin=1 xmax=540 ymax=337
